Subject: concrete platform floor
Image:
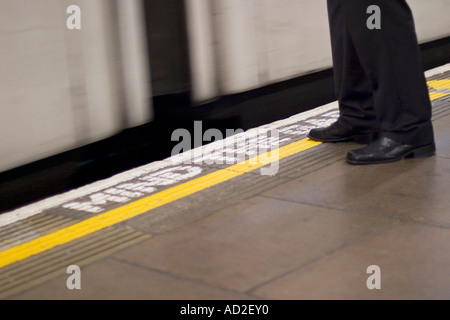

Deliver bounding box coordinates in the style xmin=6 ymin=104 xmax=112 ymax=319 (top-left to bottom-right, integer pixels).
xmin=1 ymin=68 xmax=450 ymax=301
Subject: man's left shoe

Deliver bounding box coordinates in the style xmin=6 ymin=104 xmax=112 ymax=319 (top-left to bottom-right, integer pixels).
xmin=346 ymin=136 xmax=436 ymax=165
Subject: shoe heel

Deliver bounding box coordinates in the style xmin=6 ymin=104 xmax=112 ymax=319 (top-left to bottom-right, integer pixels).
xmin=353 ymin=133 xmax=379 ymax=144
xmin=409 ymin=143 xmax=436 ymax=158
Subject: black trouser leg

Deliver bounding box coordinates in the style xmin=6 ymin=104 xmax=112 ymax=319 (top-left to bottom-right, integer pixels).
xmin=327 ymin=0 xmax=378 ymax=133
xmin=328 ymin=0 xmax=434 ymax=145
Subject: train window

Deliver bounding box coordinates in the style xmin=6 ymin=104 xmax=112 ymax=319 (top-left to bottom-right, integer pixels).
xmin=143 ymin=0 xmax=191 ymax=97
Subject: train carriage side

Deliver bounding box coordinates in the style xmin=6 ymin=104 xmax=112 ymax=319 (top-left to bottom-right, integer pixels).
xmin=0 ymin=0 xmax=449 ymax=212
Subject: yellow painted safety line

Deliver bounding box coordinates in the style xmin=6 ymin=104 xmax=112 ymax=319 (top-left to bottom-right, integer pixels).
xmin=428 ymin=79 xmax=450 ymax=100
xmin=430 ymin=92 xmax=449 ymax=100
xmin=428 ymin=79 xmax=450 ymax=90
xmin=0 ymin=138 xmax=321 ymax=268
xmin=0 ymin=80 xmax=448 ymax=269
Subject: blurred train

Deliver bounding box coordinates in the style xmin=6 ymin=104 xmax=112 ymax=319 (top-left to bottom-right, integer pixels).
xmin=1 ymin=0 xmax=450 ymax=212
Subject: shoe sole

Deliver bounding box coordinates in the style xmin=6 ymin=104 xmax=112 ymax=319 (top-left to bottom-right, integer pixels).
xmin=307 ymin=133 xmax=379 ymax=144
xmin=346 ymin=143 xmax=436 ymax=165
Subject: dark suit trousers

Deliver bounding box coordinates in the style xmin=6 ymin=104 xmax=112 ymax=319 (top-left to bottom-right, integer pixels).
xmin=327 ymin=0 xmax=434 ymax=145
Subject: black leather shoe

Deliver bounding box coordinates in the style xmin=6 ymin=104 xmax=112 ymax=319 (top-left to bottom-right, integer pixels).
xmin=346 ymin=136 xmax=436 ymax=165
xmin=308 ymin=121 xmax=379 ymax=144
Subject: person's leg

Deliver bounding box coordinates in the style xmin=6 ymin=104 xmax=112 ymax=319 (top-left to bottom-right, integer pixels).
xmin=327 ymin=0 xmax=378 ymax=132
xmin=341 ymin=0 xmax=434 ymax=146
xmin=308 ymin=0 xmax=379 ymax=144
xmin=340 ymin=0 xmax=436 ymax=164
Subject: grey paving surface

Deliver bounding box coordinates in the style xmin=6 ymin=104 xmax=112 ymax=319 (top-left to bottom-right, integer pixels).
xmin=2 ymin=71 xmax=450 ymax=300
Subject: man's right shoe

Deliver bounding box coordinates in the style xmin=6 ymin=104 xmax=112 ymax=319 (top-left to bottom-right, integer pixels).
xmin=346 ymin=136 xmax=436 ymax=165
xmin=307 ymin=121 xmax=379 ymax=144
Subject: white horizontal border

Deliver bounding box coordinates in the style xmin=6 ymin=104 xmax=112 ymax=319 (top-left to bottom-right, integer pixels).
xmin=425 ymin=63 xmax=450 ymax=78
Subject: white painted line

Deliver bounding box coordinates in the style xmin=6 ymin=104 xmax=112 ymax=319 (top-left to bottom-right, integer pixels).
xmin=0 ymin=101 xmax=339 ymax=227
xmin=425 ymin=63 xmax=450 ymax=78
xmin=0 ymin=160 xmax=174 ymax=227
